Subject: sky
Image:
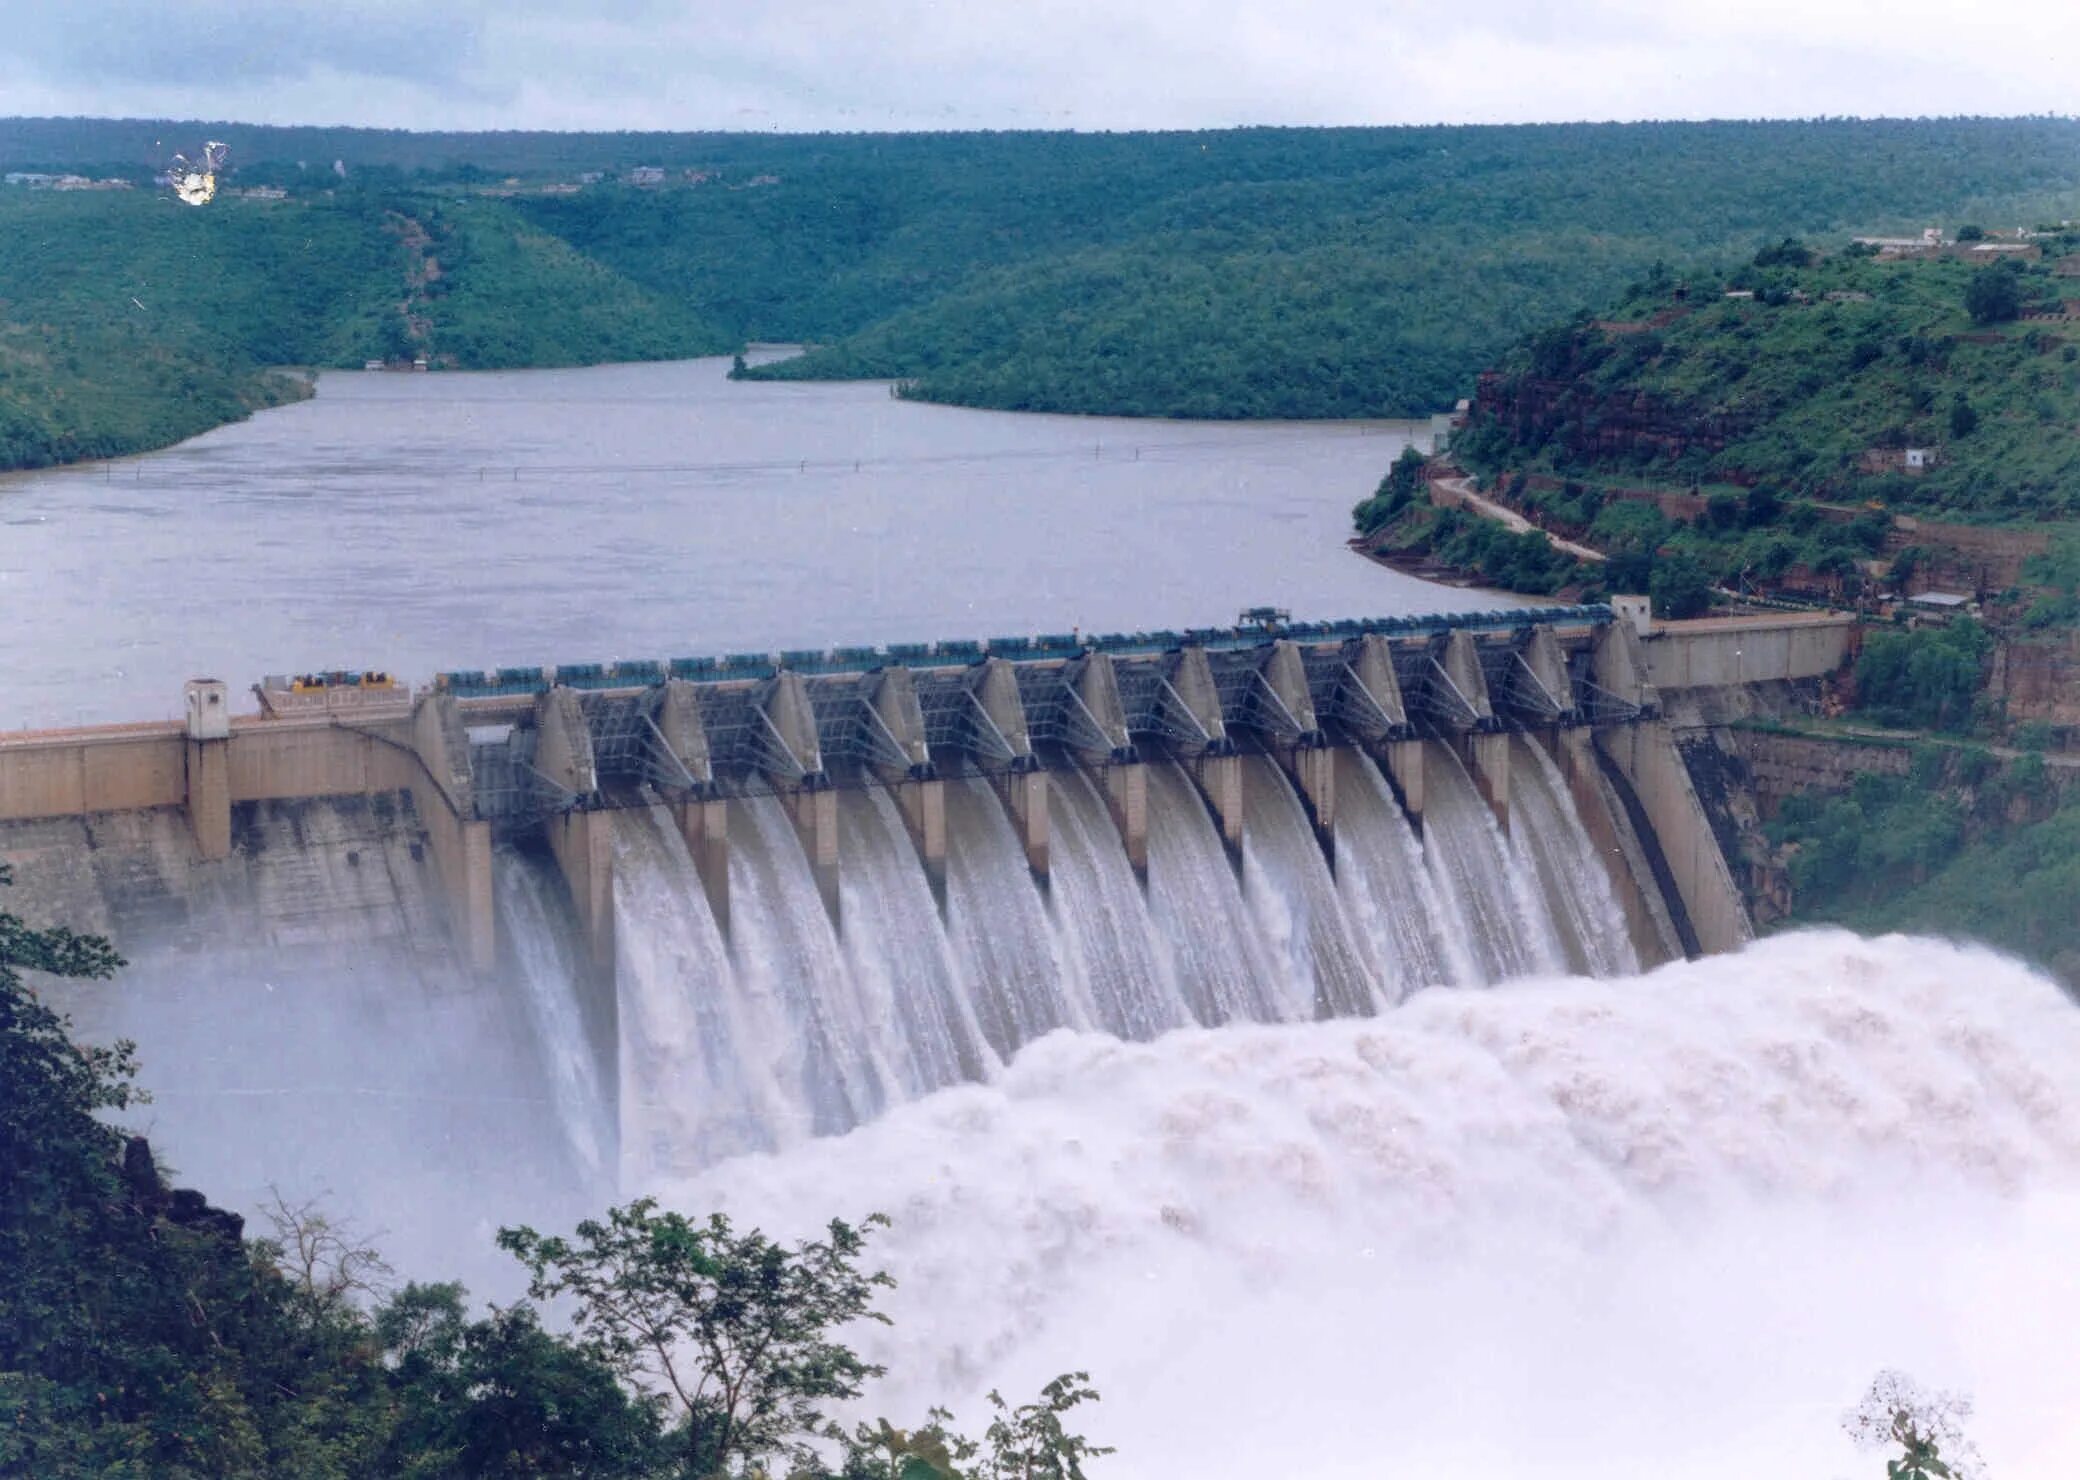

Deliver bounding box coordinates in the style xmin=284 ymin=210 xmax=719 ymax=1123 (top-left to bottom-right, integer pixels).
xmin=0 ymin=0 xmax=2074 ymax=132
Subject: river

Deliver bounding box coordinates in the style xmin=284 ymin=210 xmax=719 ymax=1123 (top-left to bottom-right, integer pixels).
xmin=0 ymin=357 xmax=1452 ymax=728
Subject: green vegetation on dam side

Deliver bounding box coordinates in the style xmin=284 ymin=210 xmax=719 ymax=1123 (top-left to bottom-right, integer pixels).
xmin=8 ymin=116 xmax=2080 ymax=467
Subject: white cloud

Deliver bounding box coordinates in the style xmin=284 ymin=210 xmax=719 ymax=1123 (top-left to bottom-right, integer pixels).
xmin=0 ymin=0 xmax=2073 ymax=129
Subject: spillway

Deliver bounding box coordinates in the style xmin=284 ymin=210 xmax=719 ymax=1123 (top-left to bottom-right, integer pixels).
xmin=1507 ymin=735 xmax=1641 ymax=978
xmin=1418 ymin=741 xmax=1569 ymax=984
xmin=610 ymin=802 xmax=797 ymax=1178
xmin=836 ymin=783 xmax=994 ymax=1095
xmin=726 ymin=793 xmax=894 ymax=1137
xmin=495 ymin=734 xmax=1658 ymax=1175
xmin=944 ymin=774 xmax=1081 ymax=1058
xmin=1238 ymin=753 xmax=1380 ymax=1018
xmin=1044 ymin=763 xmax=1194 ymax=1040
xmin=494 ymin=846 xmax=614 ymax=1179
xmin=1143 ymin=760 xmax=1285 ymax=1026
xmin=1331 ymin=749 xmax=1461 ymax=995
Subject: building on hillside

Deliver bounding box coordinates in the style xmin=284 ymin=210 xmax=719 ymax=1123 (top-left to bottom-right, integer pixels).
xmin=578 ymin=171 xmax=604 ymax=184
xmin=626 ymin=165 xmax=666 ymax=186
xmin=1855 ymin=226 xmax=1945 ymax=257
xmin=1860 ymin=446 xmax=1940 ymax=476
xmin=1904 ymin=591 xmax=1974 ymax=622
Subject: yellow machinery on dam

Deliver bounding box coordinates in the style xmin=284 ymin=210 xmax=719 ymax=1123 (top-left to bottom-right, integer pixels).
xmin=0 ymin=605 xmax=1853 ymax=980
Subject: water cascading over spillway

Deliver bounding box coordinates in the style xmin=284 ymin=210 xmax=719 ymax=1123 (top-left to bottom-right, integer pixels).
xmin=944 ymin=774 xmax=1082 ymax=1058
xmin=1330 ymin=749 xmax=1463 ymax=995
xmin=1417 ymin=741 xmax=1569 ymax=984
xmin=1507 ymin=735 xmax=1641 ymax=977
xmin=1143 ymin=761 xmax=1286 ymax=1025
xmin=1238 ymin=753 xmax=1380 ymax=1018
xmin=728 ymin=793 xmax=894 ymax=1136
xmin=1044 ymin=763 xmax=1193 ymax=1039
xmin=493 ymin=847 xmax=615 ymax=1179
xmin=610 ymin=802 xmax=794 ymax=1176
xmin=493 ymin=732 xmax=1653 ymax=1188
xmin=836 ymin=784 xmax=995 ymax=1094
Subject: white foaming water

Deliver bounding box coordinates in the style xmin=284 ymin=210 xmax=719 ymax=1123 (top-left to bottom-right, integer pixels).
xmin=1507 ymin=734 xmax=1641 ymax=978
xmin=1045 ymin=766 xmax=1192 ymax=1040
xmin=728 ymin=793 xmax=894 ymax=1135
xmin=492 ymin=847 xmax=614 ymax=1179
xmin=944 ymin=774 xmax=1083 ymax=1058
xmin=611 ymin=803 xmax=795 ymax=1178
xmin=1332 ymin=748 xmax=1461 ymax=995
xmin=1238 ymin=753 xmax=1379 ymax=1018
xmin=671 ymin=933 xmax=2080 ymax=1479
xmin=1420 ymin=741 xmax=1568 ymax=983
xmin=1143 ymin=760 xmax=1285 ymax=1025
xmin=836 ymin=785 xmax=995 ymax=1095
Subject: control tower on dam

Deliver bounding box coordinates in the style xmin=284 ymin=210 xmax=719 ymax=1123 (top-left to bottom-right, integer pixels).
xmin=0 ymin=604 xmax=1854 ymax=987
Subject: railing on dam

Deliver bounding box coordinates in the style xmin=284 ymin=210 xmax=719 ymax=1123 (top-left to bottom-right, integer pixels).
xmin=446 ymin=605 xmax=1639 ymax=827
xmin=432 ymin=604 xmax=1612 ymax=699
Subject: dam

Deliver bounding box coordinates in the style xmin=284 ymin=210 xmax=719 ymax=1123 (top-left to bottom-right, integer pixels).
xmin=0 ymin=603 xmax=1854 ymax=1211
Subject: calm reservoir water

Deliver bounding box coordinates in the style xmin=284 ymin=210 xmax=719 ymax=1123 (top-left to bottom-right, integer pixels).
xmin=0 ymin=357 xmax=1459 ymax=727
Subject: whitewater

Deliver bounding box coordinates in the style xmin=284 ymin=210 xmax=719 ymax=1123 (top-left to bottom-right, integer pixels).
xmin=660 ymin=931 xmax=2080 ymax=1478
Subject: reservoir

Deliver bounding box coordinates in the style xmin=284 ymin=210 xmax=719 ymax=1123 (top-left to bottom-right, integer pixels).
xmin=0 ymin=356 xmax=1449 ymax=727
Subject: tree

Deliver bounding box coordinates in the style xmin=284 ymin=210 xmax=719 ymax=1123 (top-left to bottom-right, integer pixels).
xmin=1963 ymin=263 xmax=2021 ymax=324
xmin=968 ymin=1374 xmax=1114 ymax=1480
xmin=840 ymin=1376 xmax=1113 ymax=1480
xmin=1352 ymin=445 xmax=1428 ymax=534
xmin=499 ymin=1199 xmax=894 ymax=1476
xmin=261 ymin=1187 xmax=395 ymax=1317
xmin=1753 ymin=236 xmax=1812 ymax=268
xmin=1948 ymin=393 xmax=1980 ymax=439
xmin=375 ymin=1281 xmax=667 ymax=1479
xmin=1853 ymin=619 xmax=1992 ymax=731
xmin=1649 ymin=553 xmax=1713 ymax=619
xmin=1842 ymin=1370 xmax=1986 ymax=1480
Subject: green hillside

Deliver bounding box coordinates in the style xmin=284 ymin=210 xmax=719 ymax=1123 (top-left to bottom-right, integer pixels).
xmin=9 ymin=117 xmax=2080 ymax=467
xmin=1455 ymin=245 xmax=2080 ymax=516
xmin=0 ymin=188 xmax=726 ymax=470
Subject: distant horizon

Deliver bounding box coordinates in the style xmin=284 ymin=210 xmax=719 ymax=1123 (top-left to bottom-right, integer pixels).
xmin=5 ymin=110 xmax=2078 ymax=140
xmin=4 ymin=0 xmax=2074 ymax=136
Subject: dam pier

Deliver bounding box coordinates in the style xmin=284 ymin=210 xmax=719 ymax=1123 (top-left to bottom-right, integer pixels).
xmin=0 ymin=604 xmax=1850 ymax=987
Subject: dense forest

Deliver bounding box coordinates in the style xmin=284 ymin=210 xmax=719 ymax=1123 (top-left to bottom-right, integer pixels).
xmin=8 ymin=117 xmax=2080 ymax=467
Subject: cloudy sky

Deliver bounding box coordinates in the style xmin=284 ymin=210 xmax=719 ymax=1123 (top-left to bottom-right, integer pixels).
xmin=0 ymin=0 xmax=2073 ymax=131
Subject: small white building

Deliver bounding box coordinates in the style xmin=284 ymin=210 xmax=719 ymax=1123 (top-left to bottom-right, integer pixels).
xmin=1611 ymin=593 xmax=1653 ymax=637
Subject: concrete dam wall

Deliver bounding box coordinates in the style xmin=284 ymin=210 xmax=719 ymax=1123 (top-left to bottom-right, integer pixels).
xmin=0 ymin=605 xmax=1853 ymax=1222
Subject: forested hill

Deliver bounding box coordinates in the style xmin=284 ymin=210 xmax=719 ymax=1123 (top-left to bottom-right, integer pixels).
xmin=1452 ymin=239 xmax=2080 ymax=519
xmin=7 ymin=117 xmax=2080 ymax=467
